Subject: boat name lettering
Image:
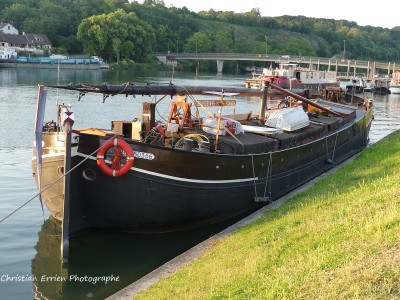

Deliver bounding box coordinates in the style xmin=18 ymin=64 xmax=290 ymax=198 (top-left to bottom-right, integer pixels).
xmin=134 ymin=151 xmax=155 ymax=160
xmin=194 ymin=100 xmax=236 ymax=107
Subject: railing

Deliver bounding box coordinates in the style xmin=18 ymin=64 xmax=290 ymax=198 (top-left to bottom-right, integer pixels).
xmin=157 ymin=52 xmax=400 ymax=74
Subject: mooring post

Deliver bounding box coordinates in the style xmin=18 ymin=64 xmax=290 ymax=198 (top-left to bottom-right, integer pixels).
xmin=259 ymin=84 xmax=269 ymax=124
xmin=61 ymin=125 xmax=71 ymax=266
xmin=60 ymin=107 xmax=74 ymax=267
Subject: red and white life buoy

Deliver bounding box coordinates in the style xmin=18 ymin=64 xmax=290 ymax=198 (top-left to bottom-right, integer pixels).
xmin=96 ymin=137 xmax=134 ymax=177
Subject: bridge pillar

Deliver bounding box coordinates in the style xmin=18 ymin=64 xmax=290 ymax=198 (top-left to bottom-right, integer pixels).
xmin=372 ymin=62 xmax=376 ymax=79
xmin=353 ymin=61 xmax=357 ymax=77
xmin=217 ymin=60 xmax=224 ymax=73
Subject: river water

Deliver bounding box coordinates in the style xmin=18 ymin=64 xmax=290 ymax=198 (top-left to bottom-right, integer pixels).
xmin=0 ymin=68 xmax=399 ymax=299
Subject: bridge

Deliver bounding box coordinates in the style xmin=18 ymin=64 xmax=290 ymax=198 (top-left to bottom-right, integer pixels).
xmin=156 ymin=52 xmax=399 ymax=80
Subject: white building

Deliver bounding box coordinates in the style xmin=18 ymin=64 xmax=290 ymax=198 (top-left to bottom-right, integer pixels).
xmin=0 ymin=22 xmax=18 ymax=35
xmin=0 ymin=22 xmax=51 ymax=55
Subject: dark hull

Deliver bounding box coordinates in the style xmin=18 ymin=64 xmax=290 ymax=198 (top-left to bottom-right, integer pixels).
xmin=374 ymin=86 xmax=391 ymax=94
xmin=50 ymin=108 xmax=372 ymax=235
xmin=346 ymin=85 xmax=364 ymax=93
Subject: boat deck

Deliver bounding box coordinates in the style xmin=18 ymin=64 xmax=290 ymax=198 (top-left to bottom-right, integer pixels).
xmin=213 ymin=114 xmax=340 ymax=155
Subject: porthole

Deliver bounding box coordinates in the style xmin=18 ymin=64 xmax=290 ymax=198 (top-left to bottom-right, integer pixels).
xmin=82 ymin=169 xmax=96 ymax=181
xmin=57 ymin=166 xmax=64 ymax=176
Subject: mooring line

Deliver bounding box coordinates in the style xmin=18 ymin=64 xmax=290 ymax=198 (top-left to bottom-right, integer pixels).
xmin=262 ymin=152 xmax=273 ymax=198
xmin=251 ymin=155 xmax=258 ymax=199
xmin=0 ymin=137 xmax=113 ymax=224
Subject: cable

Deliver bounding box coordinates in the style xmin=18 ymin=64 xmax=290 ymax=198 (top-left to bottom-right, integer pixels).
xmin=0 ymin=136 xmax=114 ymax=224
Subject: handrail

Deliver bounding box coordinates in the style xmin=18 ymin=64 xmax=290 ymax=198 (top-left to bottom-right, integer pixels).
xmin=157 ymin=52 xmax=400 ymax=73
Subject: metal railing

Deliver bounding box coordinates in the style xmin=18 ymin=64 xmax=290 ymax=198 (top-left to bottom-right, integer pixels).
xmin=156 ymin=52 xmax=400 ymax=75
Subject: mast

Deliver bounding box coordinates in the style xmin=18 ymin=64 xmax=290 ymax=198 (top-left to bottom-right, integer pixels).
xmin=48 ymin=83 xmax=306 ymax=98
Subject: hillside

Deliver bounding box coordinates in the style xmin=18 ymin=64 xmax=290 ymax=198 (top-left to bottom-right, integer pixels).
xmin=1 ymin=0 xmax=399 ymax=66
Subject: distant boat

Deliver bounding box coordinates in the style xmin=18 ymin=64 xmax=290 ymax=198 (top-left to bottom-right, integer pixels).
xmin=364 ymin=81 xmax=375 ymax=92
xmin=244 ymin=63 xmax=339 ymax=92
xmin=389 ymin=71 xmax=400 ymax=94
xmin=0 ymin=55 xmax=109 ymax=69
xmin=0 ymin=48 xmax=17 ymax=61
xmin=345 ymin=76 xmax=367 ymax=93
xmin=245 ymin=66 xmax=263 ymax=74
xmin=371 ymin=77 xmax=391 ymax=94
xmin=374 ymin=86 xmax=391 ymax=95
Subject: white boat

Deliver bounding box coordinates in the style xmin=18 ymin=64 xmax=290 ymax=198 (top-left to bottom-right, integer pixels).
xmin=364 ymin=81 xmax=375 ymax=92
xmin=0 ymin=48 xmax=17 ymax=60
xmin=345 ymin=76 xmax=367 ymax=93
xmin=389 ymin=71 xmax=400 ymax=94
xmin=244 ymin=63 xmax=339 ymax=92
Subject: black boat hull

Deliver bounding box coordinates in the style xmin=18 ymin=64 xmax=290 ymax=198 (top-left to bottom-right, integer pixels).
xmin=48 ymin=108 xmax=372 ymax=235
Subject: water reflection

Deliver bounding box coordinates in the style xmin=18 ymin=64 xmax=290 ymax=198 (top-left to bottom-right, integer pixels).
xmin=0 ymin=68 xmax=109 ymax=86
xmin=369 ymin=92 xmax=400 ymax=143
xmin=12 ymin=70 xmax=400 ymax=299
xmin=31 ymin=214 xmax=245 ymax=299
xmin=32 ymin=217 xmax=64 ymax=299
xmin=0 ymin=68 xmax=245 ymax=87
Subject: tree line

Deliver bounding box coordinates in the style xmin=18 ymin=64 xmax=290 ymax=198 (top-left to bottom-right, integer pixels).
xmin=1 ymin=0 xmax=399 ymax=71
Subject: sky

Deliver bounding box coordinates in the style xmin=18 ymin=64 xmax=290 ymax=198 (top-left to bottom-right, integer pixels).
xmin=136 ymin=0 xmax=399 ymax=29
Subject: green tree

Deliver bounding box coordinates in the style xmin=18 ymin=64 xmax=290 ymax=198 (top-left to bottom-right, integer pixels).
xmin=70 ymin=0 xmax=112 ymax=20
xmin=0 ymin=3 xmax=34 ymax=30
xmin=184 ymin=32 xmax=212 ymax=53
xmin=0 ymin=0 xmax=16 ymax=11
xmin=142 ymin=0 xmax=165 ymax=6
xmin=213 ymin=30 xmax=234 ymax=53
xmin=77 ymin=9 xmax=155 ymax=62
xmin=21 ymin=2 xmax=72 ymax=47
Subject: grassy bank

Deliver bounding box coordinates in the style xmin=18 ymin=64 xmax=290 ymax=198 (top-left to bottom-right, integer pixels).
xmin=134 ymin=131 xmax=400 ymax=300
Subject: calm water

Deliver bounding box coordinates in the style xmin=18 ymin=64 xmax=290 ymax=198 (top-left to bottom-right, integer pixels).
xmin=0 ymin=68 xmax=399 ymax=299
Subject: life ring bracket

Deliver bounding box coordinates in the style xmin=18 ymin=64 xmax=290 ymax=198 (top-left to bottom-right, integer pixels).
xmin=96 ymin=137 xmax=134 ymax=177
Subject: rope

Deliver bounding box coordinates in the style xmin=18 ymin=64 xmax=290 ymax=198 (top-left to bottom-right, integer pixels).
xmin=178 ymin=85 xmax=244 ymax=149
xmin=0 ymin=136 xmax=114 ymax=225
xmin=115 ymin=82 xmax=131 ymax=95
xmin=251 ymin=155 xmax=258 ymax=199
xmin=252 ymin=152 xmax=274 ymax=202
xmin=330 ymin=132 xmax=339 ymax=163
xmin=325 ymin=132 xmax=339 ymax=164
xmin=325 ymin=135 xmax=329 ymax=158
xmin=175 ymin=134 xmax=209 ymax=148
xmin=262 ymin=152 xmax=273 ymax=198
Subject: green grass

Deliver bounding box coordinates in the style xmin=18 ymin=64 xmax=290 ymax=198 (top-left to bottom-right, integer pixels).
xmin=134 ymin=131 xmax=400 ymax=300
